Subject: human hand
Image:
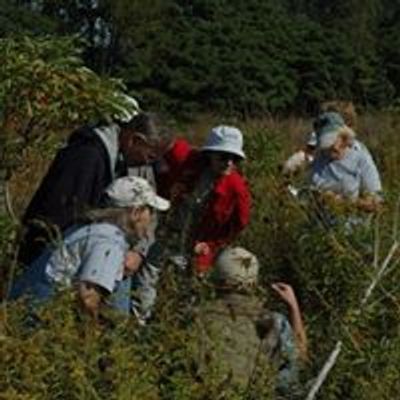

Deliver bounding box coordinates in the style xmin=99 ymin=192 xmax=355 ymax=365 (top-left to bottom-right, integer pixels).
xmin=271 ymin=282 xmax=299 ymax=309
xmin=356 ymin=195 xmax=383 ymax=213
xmin=123 ymin=251 xmax=143 ymax=276
xmin=321 ymin=190 xmax=342 ymax=203
xmin=78 ymin=282 xmax=102 ymax=319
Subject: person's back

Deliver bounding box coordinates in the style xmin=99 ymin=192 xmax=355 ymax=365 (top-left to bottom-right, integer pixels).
xmin=194 ymin=247 xmax=304 ymax=395
xmin=282 ymin=131 xmax=317 ymax=176
xmin=198 ymin=292 xmax=296 ymax=390
xmin=19 ymin=124 xmax=118 ymax=266
xmin=24 ymin=125 xmax=113 ymax=227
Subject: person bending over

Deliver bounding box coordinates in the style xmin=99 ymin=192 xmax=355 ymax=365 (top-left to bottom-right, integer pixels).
xmin=9 ymin=176 xmax=170 ymax=319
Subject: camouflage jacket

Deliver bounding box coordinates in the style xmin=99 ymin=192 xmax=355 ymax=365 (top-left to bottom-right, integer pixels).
xmin=195 ymin=292 xmax=298 ymax=394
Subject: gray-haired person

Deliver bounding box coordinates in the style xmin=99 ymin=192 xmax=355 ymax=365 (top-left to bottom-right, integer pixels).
xmin=310 ymin=112 xmax=383 ymax=213
xmin=9 ymin=176 xmax=170 ymax=319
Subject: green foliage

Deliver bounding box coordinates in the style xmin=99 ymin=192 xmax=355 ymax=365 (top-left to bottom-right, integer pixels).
xmin=1 ymin=112 xmax=400 ymax=399
xmin=1 ymin=294 xmax=159 ymax=400
xmin=0 ymin=214 xmax=18 ymax=299
xmin=0 ymin=269 xmax=278 ymax=399
xmin=0 ymin=36 xmax=129 ymax=140
xmin=104 ymin=0 xmax=399 ymax=115
xmin=0 ymin=15 xmax=399 ymax=399
xmin=239 ymin=119 xmax=400 ymax=399
xmin=7 ymin=0 xmax=400 ymax=115
xmin=0 ymin=0 xmax=57 ymax=37
xmin=0 ymin=35 xmax=139 ymax=184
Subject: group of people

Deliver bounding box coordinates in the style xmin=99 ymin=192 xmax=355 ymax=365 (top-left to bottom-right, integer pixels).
xmin=11 ymin=108 xmax=253 ymax=312
xmin=7 ymin=97 xmax=383 ymax=394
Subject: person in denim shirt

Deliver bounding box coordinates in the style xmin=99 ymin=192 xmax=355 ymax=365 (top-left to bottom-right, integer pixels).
xmin=9 ymin=176 xmax=170 ymax=319
xmin=311 ymin=114 xmax=382 ymax=213
xmin=18 ymin=110 xmax=172 ymax=267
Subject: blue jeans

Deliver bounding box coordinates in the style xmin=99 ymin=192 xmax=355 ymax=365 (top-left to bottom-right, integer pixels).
xmin=10 ymin=251 xmax=132 ymax=316
xmin=109 ymin=277 xmax=132 ymax=315
xmin=8 ymin=250 xmax=55 ymax=306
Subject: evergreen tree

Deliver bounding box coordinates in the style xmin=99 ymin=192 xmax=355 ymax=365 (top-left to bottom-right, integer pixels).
xmin=3 ymin=0 xmax=400 ymax=115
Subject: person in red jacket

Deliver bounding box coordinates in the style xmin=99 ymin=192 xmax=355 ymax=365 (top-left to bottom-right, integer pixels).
xmin=155 ymin=137 xmax=193 ymax=199
xmin=167 ymin=125 xmax=251 ymax=275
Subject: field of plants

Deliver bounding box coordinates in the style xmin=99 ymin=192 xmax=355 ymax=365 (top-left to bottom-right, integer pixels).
xmin=1 ymin=36 xmax=400 ymax=400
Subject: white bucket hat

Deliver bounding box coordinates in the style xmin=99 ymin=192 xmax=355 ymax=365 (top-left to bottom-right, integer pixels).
xmin=201 ymin=125 xmax=246 ymax=159
xmin=214 ymin=247 xmax=259 ymax=286
xmin=106 ymin=176 xmax=170 ymax=211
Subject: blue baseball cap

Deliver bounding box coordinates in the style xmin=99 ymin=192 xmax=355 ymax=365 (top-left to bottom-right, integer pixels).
xmin=313 ymin=112 xmax=346 ymax=148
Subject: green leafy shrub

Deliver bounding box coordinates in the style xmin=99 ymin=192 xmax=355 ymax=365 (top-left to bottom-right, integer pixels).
xmin=1 ymin=34 xmax=400 ymax=399
xmin=0 ymin=35 xmax=132 ymax=142
xmin=240 ymin=119 xmax=400 ymax=399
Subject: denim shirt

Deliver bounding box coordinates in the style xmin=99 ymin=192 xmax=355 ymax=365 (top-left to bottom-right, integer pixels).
xmin=10 ymin=223 xmax=129 ymax=303
xmin=310 ymin=140 xmax=382 ymax=199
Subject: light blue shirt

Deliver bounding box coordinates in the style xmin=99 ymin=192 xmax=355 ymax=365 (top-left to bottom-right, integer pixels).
xmin=310 ymin=140 xmax=382 ymax=199
xmin=46 ymin=223 xmax=129 ymax=293
xmin=9 ymin=222 xmax=132 ymax=315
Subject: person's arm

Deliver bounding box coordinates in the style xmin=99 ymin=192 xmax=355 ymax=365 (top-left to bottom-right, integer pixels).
xmin=192 ymin=175 xmax=251 ymax=273
xmin=282 ymin=150 xmax=307 ymax=176
xmin=354 ymin=195 xmax=383 ymax=212
xmin=77 ymin=282 xmax=104 ymax=319
xmin=357 ymin=152 xmax=383 ymax=212
xmin=77 ymin=232 xmax=127 ymax=316
xmin=271 ymin=282 xmax=308 ymax=362
xmin=320 ymin=190 xmax=383 ymax=213
xmin=211 ymin=173 xmax=251 ymax=235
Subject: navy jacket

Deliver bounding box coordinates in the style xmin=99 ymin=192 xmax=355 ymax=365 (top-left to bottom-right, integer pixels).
xmin=19 ymin=125 xmax=117 ymax=265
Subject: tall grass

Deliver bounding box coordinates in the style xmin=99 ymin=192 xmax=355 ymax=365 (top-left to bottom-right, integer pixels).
xmin=1 ymin=112 xmax=400 ymax=399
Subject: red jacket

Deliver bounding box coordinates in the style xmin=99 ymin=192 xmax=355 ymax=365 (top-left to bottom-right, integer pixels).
xmin=157 ymin=138 xmax=192 ymax=198
xmin=164 ymin=143 xmax=251 ymax=273
xmin=193 ymin=170 xmax=251 ymax=272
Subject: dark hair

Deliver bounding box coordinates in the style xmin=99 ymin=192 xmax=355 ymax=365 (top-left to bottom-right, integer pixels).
xmin=203 ymin=150 xmax=242 ymax=164
xmin=120 ymin=112 xmax=172 ymax=143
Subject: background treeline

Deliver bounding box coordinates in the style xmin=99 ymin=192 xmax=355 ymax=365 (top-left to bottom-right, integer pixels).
xmin=1 ymin=4 xmax=400 ymax=399
xmin=1 ymin=0 xmax=400 ymax=117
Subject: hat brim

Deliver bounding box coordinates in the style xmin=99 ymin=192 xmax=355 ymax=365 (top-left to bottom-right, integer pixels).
xmin=148 ymin=196 xmax=170 ymax=211
xmin=306 ymin=131 xmax=317 ymax=147
xmin=318 ymin=131 xmax=339 ymax=149
xmin=201 ymin=146 xmax=246 ymax=159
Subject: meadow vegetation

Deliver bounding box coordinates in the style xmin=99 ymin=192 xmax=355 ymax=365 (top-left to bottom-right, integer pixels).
xmin=1 ymin=36 xmax=400 ymax=400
